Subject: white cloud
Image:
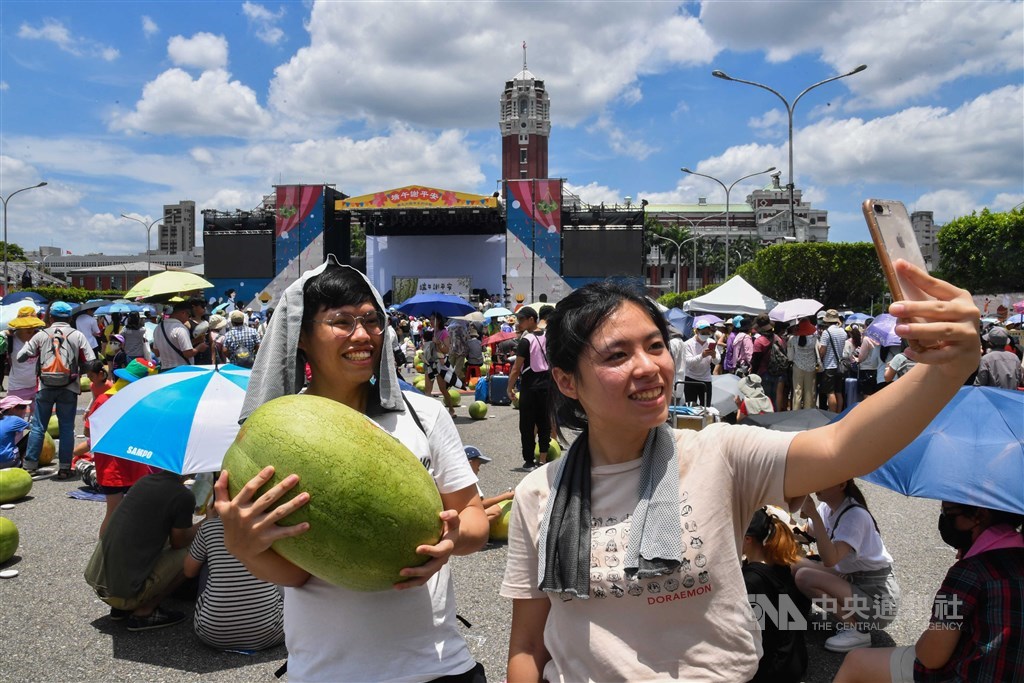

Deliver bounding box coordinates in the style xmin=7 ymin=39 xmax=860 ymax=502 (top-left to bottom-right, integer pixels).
xmin=202 ymin=189 xmax=266 ymax=214
xmin=564 ymin=181 xmax=623 ymax=207
xmin=18 ymin=18 xmax=119 ymax=61
xmin=110 ymin=68 xmax=272 ymax=137
xmin=992 ymin=193 xmax=1024 ymax=212
xmin=242 ymin=2 xmax=286 ymax=46
xmin=190 ymin=147 xmax=215 ymax=165
xmin=267 ymin=1 xmax=719 ymax=129
xmin=747 ymin=108 xmax=786 ymax=137
xmin=0 ymin=82 xmax=8 ymax=91
xmin=168 ymin=32 xmax=229 ymax=71
xmin=586 ymin=114 xmax=656 ymax=160
xmin=911 ymin=190 xmax=978 ymax=224
xmin=700 ymin=1 xmax=1023 ymax=109
xmin=142 ymin=16 xmax=159 ymax=37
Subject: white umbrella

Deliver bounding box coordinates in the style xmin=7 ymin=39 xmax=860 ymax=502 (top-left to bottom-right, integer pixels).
xmin=710 ymin=374 xmax=742 ymax=415
xmin=451 ymin=311 xmax=486 ymax=324
xmin=769 ymin=298 xmax=823 ymax=323
xmin=483 ymin=307 xmax=514 ymax=318
xmin=0 ymin=300 xmax=42 ymax=327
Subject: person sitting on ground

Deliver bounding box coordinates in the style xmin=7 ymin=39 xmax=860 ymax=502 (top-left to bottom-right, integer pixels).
xmin=793 ymin=479 xmax=900 ymax=653
xmin=975 ymin=326 xmax=1022 ymax=389
xmin=742 ymin=506 xmax=812 ymax=683
xmin=85 ymin=359 xmax=113 ymax=403
xmin=223 ymin=310 xmax=261 ymax=368
xmin=735 ymin=373 xmax=775 ymax=422
xmin=0 ymin=396 xmax=33 ymax=469
xmin=84 ymin=466 xmax=203 ymax=631
xmin=835 ymin=501 xmax=1023 ymax=683
xmin=465 ymin=445 xmax=514 ymax=523
xmin=184 ymin=505 xmax=285 ymax=651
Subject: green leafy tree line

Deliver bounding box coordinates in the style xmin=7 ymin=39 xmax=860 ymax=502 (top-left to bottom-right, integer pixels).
xmin=935 ymin=208 xmax=1023 ymax=294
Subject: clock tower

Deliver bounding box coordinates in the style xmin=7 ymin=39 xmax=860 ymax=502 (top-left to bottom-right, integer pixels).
xmin=500 ymin=44 xmax=550 ymax=183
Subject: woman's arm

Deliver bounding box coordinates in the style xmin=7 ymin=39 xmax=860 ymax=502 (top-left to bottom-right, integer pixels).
xmin=183 ymin=553 xmax=203 ymax=579
xmin=914 ymin=619 xmax=961 ymax=669
xmin=785 ymin=262 xmax=979 ymax=498
xmin=212 ymin=467 xmax=312 ymax=587
xmin=507 ymin=598 xmax=552 ymax=683
xmin=799 ymin=497 xmax=853 ymax=568
xmin=395 ymin=485 xmax=488 ymax=590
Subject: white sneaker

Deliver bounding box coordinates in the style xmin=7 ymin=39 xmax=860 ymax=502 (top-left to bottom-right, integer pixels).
xmin=824 ymin=627 xmax=871 ymax=652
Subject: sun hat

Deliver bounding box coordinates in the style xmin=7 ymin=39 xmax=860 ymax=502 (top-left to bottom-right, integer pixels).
xmin=112 ymin=334 xmax=125 ymax=344
xmin=731 ymin=315 xmax=744 ymax=327
xmin=259 ymin=292 xmax=272 ymax=303
xmin=984 ymin=326 xmax=1009 ymax=347
xmin=230 ymin=310 xmax=245 ymax=324
xmin=49 ymin=301 xmax=74 ymax=318
xmin=794 ymin=320 xmax=817 ymax=337
xmin=208 ymin=314 xmax=227 ymax=331
xmin=8 ymin=306 xmax=45 ymax=330
xmin=694 ymin=320 xmax=712 ymax=331
xmin=757 ymin=320 xmax=774 ymax=333
xmin=113 ymin=358 xmax=156 ymax=383
xmin=464 ymin=446 xmax=492 ymax=463
xmin=821 ymin=309 xmax=841 ymax=323
xmin=738 ymin=374 xmax=774 ymax=414
xmin=0 ymin=395 xmax=32 ymax=412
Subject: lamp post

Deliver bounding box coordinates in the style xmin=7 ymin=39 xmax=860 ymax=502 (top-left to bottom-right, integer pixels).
xmin=680 ymin=167 xmax=775 ymax=279
xmin=711 ymin=65 xmax=867 ymax=240
xmin=2 ymin=182 xmax=48 ymax=295
xmin=651 ymin=233 xmax=699 ymax=295
xmin=120 ymin=213 xmax=163 ymax=277
xmin=674 ymin=211 xmax=726 ymax=289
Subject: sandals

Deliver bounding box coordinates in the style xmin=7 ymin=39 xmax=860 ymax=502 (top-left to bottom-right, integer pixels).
xmin=55 ymin=469 xmax=74 ymax=481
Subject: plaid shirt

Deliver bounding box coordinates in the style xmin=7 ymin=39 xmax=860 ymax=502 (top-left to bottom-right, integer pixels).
xmin=915 ymin=547 xmax=1024 ymax=682
xmin=223 ymin=325 xmax=260 ymax=364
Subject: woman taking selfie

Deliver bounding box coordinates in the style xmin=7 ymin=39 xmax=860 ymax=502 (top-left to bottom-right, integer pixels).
xmin=501 ymin=261 xmax=979 ymax=682
xmin=214 ymin=261 xmax=488 ymax=683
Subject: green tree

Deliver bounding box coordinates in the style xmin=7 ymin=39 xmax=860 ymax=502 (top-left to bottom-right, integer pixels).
xmin=935 ymin=208 xmax=1024 ymax=293
xmin=0 ymin=241 xmax=27 ymax=261
xmin=350 ymin=223 xmax=366 ymax=260
xmin=735 ymin=242 xmax=887 ymax=312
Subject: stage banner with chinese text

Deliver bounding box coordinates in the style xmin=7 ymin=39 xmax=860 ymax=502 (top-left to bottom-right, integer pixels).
xmin=338 ymin=186 xmax=498 ymax=211
xmin=393 ymin=276 xmax=472 ymax=303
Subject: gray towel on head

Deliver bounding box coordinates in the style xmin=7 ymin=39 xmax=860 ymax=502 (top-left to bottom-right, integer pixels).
xmin=537 ymin=423 xmax=681 ymax=599
xmin=239 ymin=255 xmax=404 ymax=423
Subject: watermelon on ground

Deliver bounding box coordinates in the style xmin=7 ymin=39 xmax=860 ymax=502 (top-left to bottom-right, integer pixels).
xmin=468 ymin=401 xmax=488 ymax=420
xmin=0 ymin=517 xmax=18 ymax=564
xmin=39 ymin=433 xmax=56 ymax=466
xmin=46 ymin=416 xmax=59 ymax=439
xmin=80 ymin=376 xmax=92 ymax=391
xmin=0 ymin=468 xmax=33 ymax=504
xmin=223 ymin=394 xmax=443 ymax=592
xmin=447 ymin=388 xmax=462 ymax=406
xmin=488 ymin=499 xmax=514 ymax=541
xmin=535 ymin=440 xmax=562 ymax=462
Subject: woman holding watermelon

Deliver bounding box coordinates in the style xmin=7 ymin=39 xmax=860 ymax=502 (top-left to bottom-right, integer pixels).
xmin=214 ymin=259 xmax=489 ymax=683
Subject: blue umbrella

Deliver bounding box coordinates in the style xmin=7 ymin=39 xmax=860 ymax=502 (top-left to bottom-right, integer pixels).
xmin=396 ymin=293 xmax=475 ymax=318
xmin=2 ymin=291 xmax=48 ymax=306
xmin=1007 ymin=313 xmax=1024 ymax=325
xmin=665 ymin=307 xmax=691 ymax=336
xmin=483 ymin=306 xmax=514 ymax=319
xmin=95 ymin=302 xmax=142 ymax=316
xmin=845 ymin=312 xmax=871 ymax=325
xmin=864 ymin=313 xmax=901 ymax=347
xmin=212 ymin=301 xmax=233 ymax=314
xmin=88 ymin=364 xmax=251 ymax=475
xmin=837 ymin=387 xmax=1024 ymax=515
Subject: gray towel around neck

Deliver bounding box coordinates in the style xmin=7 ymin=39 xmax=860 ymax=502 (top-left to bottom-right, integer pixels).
xmin=239 ymin=255 xmax=404 ymax=423
xmin=537 ymin=423 xmax=682 ymax=599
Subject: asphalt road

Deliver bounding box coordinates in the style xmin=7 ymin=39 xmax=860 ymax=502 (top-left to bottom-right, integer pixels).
xmin=0 ymin=390 xmax=956 ymax=682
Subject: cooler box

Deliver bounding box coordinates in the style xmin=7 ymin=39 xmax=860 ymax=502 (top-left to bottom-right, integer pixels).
xmin=488 ymin=375 xmax=511 ymax=405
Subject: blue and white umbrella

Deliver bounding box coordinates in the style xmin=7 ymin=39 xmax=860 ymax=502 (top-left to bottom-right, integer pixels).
xmin=89 ymin=364 xmax=251 ymax=475
xmin=483 ymin=306 xmax=514 ymax=319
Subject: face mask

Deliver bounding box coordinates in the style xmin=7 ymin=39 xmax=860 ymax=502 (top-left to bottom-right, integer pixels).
xmin=937 ymin=513 xmax=974 ymax=551
xmin=696 ymin=333 xmax=710 ymax=343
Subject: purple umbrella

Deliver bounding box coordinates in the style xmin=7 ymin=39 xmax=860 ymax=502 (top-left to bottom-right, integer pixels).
xmin=694 ymin=314 xmax=723 ymax=327
xmin=864 ymin=313 xmax=901 ymax=347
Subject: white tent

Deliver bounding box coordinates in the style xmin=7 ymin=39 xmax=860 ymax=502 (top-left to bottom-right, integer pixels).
xmin=683 ymin=276 xmax=777 ymax=316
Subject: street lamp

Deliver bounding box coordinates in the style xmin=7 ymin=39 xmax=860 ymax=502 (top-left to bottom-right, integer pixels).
xmin=680 ymin=166 xmax=776 ymax=279
xmin=651 ymin=233 xmax=699 ymax=295
xmin=2 ymin=182 xmax=48 ymax=294
xmin=674 ymin=211 xmax=726 ymax=289
xmin=120 ymin=213 xmax=163 ymax=277
xmin=711 ymin=64 xmax=867 ymax=240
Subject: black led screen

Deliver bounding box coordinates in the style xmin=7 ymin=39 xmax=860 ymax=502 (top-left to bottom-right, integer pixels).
xmin=561 ymin=229 xmax=644 ymax=278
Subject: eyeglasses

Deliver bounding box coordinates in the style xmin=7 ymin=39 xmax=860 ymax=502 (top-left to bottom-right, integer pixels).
xmin=312 ymin=311 xmax=386 ymax=338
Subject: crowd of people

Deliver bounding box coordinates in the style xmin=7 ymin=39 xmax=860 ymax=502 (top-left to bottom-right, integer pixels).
xmin=0 ymin=267 xmax=1021 ymax=683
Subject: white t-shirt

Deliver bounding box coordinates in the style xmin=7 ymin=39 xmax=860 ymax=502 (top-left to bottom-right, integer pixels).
xmin=8 ymin=335 xmax=38 ymax=391
xmin=815 ymin=500 xmax=893 ymax=574
xmin=283 ymin=390 xmax=478 ymax=683
xmin=501 ymin=423 xmax=797 ymax=683
xmin=75 ymin=313 xmax=101 ymax=350
xmin=151 ymin=318 xmax=193 ymax=369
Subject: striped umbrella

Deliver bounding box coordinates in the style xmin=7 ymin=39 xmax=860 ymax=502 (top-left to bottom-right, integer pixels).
xmin=89 ymin=364 xmax=250 ymax=475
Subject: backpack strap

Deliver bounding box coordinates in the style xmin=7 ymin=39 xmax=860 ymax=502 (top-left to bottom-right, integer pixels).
xmin=160 ymin=320 xmax=191 ymax=364
xmin=402 ymin=393 xmax=427 ymax=436
xmin=829 ymin=502 xmax=880 ymax=541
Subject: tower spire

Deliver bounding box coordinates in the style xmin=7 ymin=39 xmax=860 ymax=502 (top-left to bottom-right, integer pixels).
xmin=522 ymin=41 xmax=527 ymax=72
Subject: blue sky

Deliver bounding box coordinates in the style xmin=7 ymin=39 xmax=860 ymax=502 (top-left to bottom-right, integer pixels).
xmin=1 ymin=1 xmax=1021 ymax=255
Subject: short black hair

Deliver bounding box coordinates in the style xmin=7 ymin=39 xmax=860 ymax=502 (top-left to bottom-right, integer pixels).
xmin=189 ymin=295 xmax=207 ymax=309
xmin=538 ymin=305 xmax=555 ymax=321
xmin=302 ymin=265 xmax=379 ymax=329
xmin=85 ymin=359 xmax=108 ymax=377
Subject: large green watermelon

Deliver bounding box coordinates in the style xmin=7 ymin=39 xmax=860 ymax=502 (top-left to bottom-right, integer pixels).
xmin=0 ymin=517 xmax=18 ymax=564
xmin=488 ymin=499 xmax=513 ymax=542
xmin=0 ymin=468 xmax=32 ymax=504
xmin=223 ymin=394 xmax=443 ymax=592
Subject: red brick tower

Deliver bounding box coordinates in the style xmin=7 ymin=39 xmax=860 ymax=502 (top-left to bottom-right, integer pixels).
xmin=500 ymin=43 xmax=550 ymax=183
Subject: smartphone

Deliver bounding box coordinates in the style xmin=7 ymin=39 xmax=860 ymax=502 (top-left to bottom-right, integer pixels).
xmin=863 ymin=199 xmax=934 ymax=350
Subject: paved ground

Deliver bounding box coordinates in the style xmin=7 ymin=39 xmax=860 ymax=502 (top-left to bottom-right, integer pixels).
xmin=0 ymin=389 xmax=956 ymax=682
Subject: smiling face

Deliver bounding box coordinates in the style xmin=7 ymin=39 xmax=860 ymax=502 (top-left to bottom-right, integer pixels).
xmin=300 ymin=300 xmax=383 ymax=395
xmin=553 ymin=301 xmax=673 ymax=437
